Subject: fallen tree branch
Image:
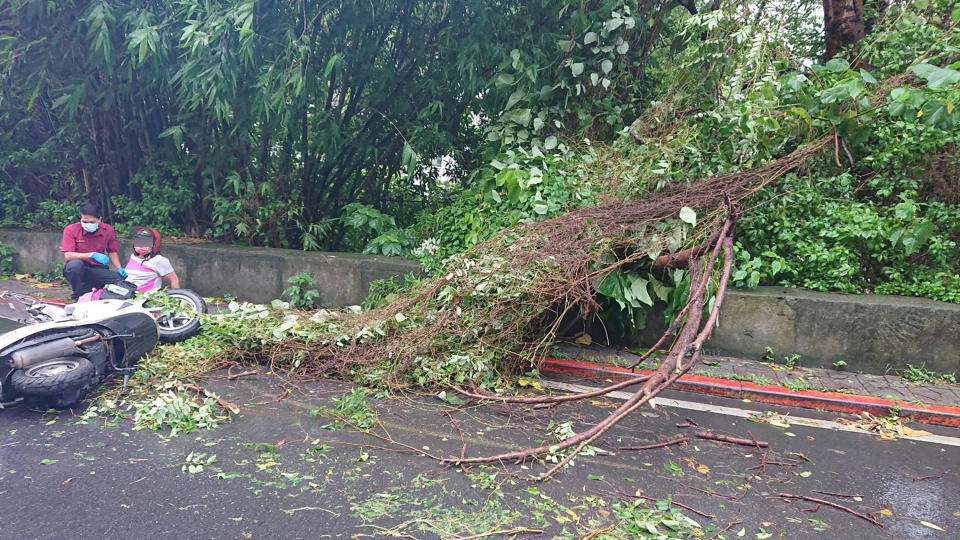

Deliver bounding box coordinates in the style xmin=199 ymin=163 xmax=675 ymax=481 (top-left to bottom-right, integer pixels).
xmin=619 ymin=436 xmax=689 ymax=451
xmin=443 ymin=411 xmax=467 ymax=462
xmin=446 ymin=218 xmax=738 ymax=479
xmin=695 ymin=431 xmax=769 ymax=448
xmin=778 ymin=493 xmax=884 ymax=528
xmin=631 ymin=494 xmax=716 ymax=520
xmin=184 ymin=384 xmax=241 ymax=414
xmin=707 ymin=518 xmax=743 ymax=540
xmin=812 ymin=490 xmax=864 ymax=499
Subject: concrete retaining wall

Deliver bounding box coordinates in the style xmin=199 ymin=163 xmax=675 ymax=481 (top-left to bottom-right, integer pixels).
xmin=711 ymin=287 xmax=960 ymax=373
xmin=0 ymin=229 xmax=419 ymax=305
xmin=635 ymin=286 xmax=960 ymax=374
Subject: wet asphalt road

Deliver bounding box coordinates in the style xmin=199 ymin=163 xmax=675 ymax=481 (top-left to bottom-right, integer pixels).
xmin=1 ymin=373 xmax=958 ymax=539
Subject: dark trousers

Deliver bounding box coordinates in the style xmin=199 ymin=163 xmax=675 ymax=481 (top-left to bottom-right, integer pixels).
xmin=63 ymin=260 xmax=121 ymax=300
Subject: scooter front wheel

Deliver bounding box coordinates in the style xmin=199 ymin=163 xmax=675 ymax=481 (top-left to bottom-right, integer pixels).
xmin=10 ymin=356 xmax=96 ymax=406
xmin=153 ymin=289 xmax=207 ymax=342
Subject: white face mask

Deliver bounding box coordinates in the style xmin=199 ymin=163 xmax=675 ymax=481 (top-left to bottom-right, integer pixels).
xmin=81 ymin=221 xmax=99 ymax=233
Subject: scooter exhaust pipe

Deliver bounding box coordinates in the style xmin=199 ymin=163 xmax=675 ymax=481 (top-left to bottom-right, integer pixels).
xmin=8 ymin=337 xmax=83 ymax=370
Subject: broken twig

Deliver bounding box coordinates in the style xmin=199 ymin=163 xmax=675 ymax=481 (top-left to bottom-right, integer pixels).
xmin=695 ymin=431 xmax=768 ymax=448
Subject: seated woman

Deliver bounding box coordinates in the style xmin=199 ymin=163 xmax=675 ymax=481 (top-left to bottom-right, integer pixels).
xmin=124 ymin=226 xmax=179 ymax=291
xmin=77 ymin=226 xmax=179 ymax=301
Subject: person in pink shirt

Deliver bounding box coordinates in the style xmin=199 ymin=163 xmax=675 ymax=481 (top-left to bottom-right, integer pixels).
xmin=123 ymin=226 xmax=180 ymax=291
xmin=61 ymin=202 xmax=126 ymax=300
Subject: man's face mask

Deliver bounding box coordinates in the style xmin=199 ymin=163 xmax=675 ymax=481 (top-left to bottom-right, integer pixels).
xmin=81 ymin=221 xmax=99 ymax=233
xmin=134 ymin=246 xmax=151 ymax=256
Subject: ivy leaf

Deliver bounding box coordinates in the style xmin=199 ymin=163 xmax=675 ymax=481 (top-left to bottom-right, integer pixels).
xmin=601 ymin=59 xmax=613 ymax=74
xmin=583 ymin=32 xmax=597 ymax=45
xmin=544 ymin=135 xmax=558 ymax=150
xmin=679 ymin=206 xmax=696 ymax=225
xmin=570 ymin=62 xmax=584 ymax=77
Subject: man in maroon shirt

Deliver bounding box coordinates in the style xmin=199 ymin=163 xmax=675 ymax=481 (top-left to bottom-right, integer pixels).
xmin=61 ymin=202 xmax=127 ymax=300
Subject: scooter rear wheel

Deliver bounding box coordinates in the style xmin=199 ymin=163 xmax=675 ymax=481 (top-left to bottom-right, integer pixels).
xmin=10 ymin=356 xmax=95 ymax=405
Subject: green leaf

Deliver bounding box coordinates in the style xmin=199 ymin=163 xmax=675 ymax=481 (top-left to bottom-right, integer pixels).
xmin=437 ymin=391 xmax=466 ymax=405
xmin=601 ymin=59 xmax=613 ymax=74
xmin=910 ymin=63 xmax=960 ymax=90
xmin=495 ymin=73 xmax=515 ymax=87
xmin=323 ymin=54 xmax=342 ymax=78
xmin=533 ymin=203 xmax=548 ymax=215
xmin=825 ymin=58 xmax=850 ymax=73
xmin=628 ymin=275 xmax=653 ymax=306
xmin=158 ymin=125 xmax=184 ymax=151
xmin=790 ymin=106 xmax=812 ymax=125
xmin=571 ymin=62 xmax=584 ymax=77
xmin=583 ymin=32 xmax=597 ymax=45
xmin=650 ymin=276 xmax=672 ymax=301
xmin=953 ymin=4 xmax=960 ymax=21
xmin=820 ymin=84 xmax=849 ymax=104
xmin=544 ymin=135 xmax=558 ymax=150
xmin=921 ymin=100 xmax=949 ymax=125
xmin=860 ymin=69 xmax=877 ymax=84
xmin=786 ymin=74 xmax=804 ymax=91
xmin=604 ymin=17 xmax=623 ymax=32
xmin=888 ymin=101 xmax=906 ymax=117
xmin=557 ymin=39 xmax=574 ymax=53
xmin=40 ymin=459 xmax=58 ymax=465
xmin=506 ymin=90 xmax=525 ymax=110
xmin=679 ymin=206 xmax=696 ymax=225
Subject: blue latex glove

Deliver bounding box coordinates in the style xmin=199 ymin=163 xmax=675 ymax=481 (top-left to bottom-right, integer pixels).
xmin=117 ymin=268 xmax=128 ymax=279
xmin=90 ymin=252 xmax=110 ymax=265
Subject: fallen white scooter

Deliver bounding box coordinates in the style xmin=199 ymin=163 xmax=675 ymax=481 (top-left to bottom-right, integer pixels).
xmin=0 ymin=287 xmax=206 ymax=408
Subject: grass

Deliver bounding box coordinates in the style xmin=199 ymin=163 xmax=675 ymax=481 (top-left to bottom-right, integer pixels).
xmin=900 ymin=363 xmax=957 ymax=385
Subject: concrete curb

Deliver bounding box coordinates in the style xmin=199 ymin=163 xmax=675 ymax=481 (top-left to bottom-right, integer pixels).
xmin=540 ymin=356 xmax=960 ymax=428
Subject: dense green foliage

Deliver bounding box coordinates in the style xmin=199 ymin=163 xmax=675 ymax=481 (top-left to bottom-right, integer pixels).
xmin=1 ymin=0 xmax=676 ymax=249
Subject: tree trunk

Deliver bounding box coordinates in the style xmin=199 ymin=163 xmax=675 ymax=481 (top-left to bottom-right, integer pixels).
xmin=823 ymin=0 xmax=866 ymax=59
